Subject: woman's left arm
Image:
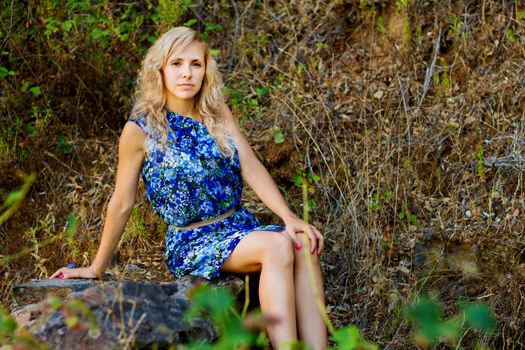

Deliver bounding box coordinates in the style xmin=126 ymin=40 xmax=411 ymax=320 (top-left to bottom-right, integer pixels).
xmin=220 ymin=102 xmax=324 ymax=256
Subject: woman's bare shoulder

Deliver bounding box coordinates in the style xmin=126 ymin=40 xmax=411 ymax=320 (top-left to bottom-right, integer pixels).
xmin=120 ymin=121 xmax=147 ymax=154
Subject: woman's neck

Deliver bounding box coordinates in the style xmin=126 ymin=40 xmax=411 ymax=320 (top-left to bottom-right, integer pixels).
xmin=165 ymin=98 xmax=195 ymax=118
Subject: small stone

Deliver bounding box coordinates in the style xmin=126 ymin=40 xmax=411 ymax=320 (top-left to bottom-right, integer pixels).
xmin=373 ymin=90 xmax=384 ymax=99
xmin=396 ymin=265 xmax=410 ymax=275
xmin=465 ymin=210 xmax=472 ymax=218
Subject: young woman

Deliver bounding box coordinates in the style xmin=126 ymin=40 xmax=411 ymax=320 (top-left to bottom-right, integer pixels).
xmin=50 ymin=26 xmax=327 ymax=349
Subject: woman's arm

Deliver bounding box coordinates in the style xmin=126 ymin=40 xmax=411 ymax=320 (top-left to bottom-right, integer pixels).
xmin=220 ymin=102 xmax=324 ymax=255
xmin=50 ymin=122 xmax=146 ymax=279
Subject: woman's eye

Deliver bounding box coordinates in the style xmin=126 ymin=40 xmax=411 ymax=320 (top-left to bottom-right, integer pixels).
xmin=193 ymin=63 xmax=202 ymax=67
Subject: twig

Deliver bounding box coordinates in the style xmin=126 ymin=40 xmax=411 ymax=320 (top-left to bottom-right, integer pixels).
xmin=227 ymin=0 xmax=239 ymax=73
xmin=413 ymin=29 xmax=441 ymax=121
xmin=242 ymin=274 xmax=250 ymax=318
xmin=483 ymin=156 xmax=525 ymax=172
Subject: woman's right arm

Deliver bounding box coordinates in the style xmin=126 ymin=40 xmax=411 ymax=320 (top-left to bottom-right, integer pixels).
xmin=50 ymin=121 xmax=146 ymax=279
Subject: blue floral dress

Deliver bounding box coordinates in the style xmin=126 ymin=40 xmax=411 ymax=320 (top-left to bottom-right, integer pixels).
xmin=129 ymin=109 xmax=285 ymax=280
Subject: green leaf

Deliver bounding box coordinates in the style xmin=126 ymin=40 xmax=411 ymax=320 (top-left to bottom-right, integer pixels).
xmin=0 ymin=312 xmax=18 ymax=340
xmin=273 ymin=130 xmax=284 ymax=144
xmin=30 ymin=86 xmax=42 ymax=97
xmin=517 ymin=9 xmax=525 ymax=21
xmin=0 ymin=67 xmax=15 ymax=79
xmin=47 ymin=296 xmax=64 ymax=310
xmin=407 ymin=297 xmax=442 ymax=325
xmin=26 ymin=122 xmax=36 ymax=135
xmin=184 ymin=18 xmax=198 ymax=27
xmin=333 ymin=326 xmax=360 ymax=349
xmin=463 ymin=303 xmax=496 ymax=334
xmin=21 ymin=81 xmax=30 ymax=92
xmin=66 ymin=215 xmax=77 ymax=241
xmin=256 ymin=86 xmax=269 ymax=98
xmin=294 ymin=175 xmax=303 ymax=187
xmin=376 ymin=16 xmax=386 ymax=34
xmin=65 ymin=315 xmax=79 ymax=329
xmin=90 ymin=28 xmax=109 ymax=40
xmin=61 ymin=20 xmax=73 ymax=33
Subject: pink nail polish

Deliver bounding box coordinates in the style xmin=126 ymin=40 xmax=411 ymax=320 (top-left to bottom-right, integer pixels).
xmin=295 ymin=242 xmax=301 ymax=249
xmin=58 ymin=273 xmax=64 ymax=279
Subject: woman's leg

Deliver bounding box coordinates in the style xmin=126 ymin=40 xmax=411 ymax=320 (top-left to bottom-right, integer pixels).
xmin=220 ymin=230 xmax=297 ymax=348
xmin=294 ymin=233 xmax=327 ymax=350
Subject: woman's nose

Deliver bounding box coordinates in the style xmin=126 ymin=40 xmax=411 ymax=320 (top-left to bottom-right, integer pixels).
xmin=181 ymin=64 xmax=192 ymax=78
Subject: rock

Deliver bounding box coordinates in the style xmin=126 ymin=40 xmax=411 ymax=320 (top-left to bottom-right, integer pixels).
xmin=412 ymin=241 xmax=428 ymax=270
xmin=12 ymin=277 xmax=105 ymax=307
xmin=12 ymin=275 xmax=244 ymax=349
xmin=373 ymin=90 xmax=384 ymax=99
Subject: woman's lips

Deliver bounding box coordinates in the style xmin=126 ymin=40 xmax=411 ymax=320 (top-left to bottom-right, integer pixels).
xmin=179 ymin=84 xmax=194 ymax=88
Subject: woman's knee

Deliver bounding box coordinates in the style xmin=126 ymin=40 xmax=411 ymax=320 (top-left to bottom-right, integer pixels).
xmin=295 ymin=233 xmax=320 ymax=264
xmin=261 ymin=232 xmax=294 ymax=267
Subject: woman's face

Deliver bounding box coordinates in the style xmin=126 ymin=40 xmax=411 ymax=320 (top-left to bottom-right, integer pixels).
xmin=162 ymin=40 xmax=206 ymax=106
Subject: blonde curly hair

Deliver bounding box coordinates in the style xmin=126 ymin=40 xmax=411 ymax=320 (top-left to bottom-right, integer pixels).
xmin=130 ymin=26 xmax=234 ymax=157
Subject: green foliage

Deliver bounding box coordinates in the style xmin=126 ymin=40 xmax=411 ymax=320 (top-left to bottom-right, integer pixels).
xmin=56 ymin=135 xmax=73 ymax=154
xmin=0 ymin=173 xmax=36 ymax=226
xmin=369 ymin=190 xmax=392 ymax=211
xmin=201 ymin=22 xmax=224 ymax=43
xmin=0 ymin=303 xmax=51 ymax=348
xmin=407 ymin=296 xmax=496 ymax=346
xmin=65 ymin=214 xmax=80 ymax=262
xmin=395 ymin=0 xmax=409 ymax=12
xmin=331 ymin=326 xmax=378 ymax=350
xmin=0 ymin=307 xmax=18 ymax=343
xmin=416 ymin=27 xmax=423 ymax=47
xmin=433 ymin=61 xmax=451 ymax=95
xmin=183 ymin=283 xmax=267 ymax=349
xmin=507 ymin=29 xmax=516 ymax=43
xmin=398 ymin=202 xmax=420 ymax=228
xmin=360 ymin=0 xmax=378 ymax=15
xmin=449 ymin=14 xmax=466 ymax=48
xmin=156 ymin=0 xmax=196 ymax=31
xmin=516 ymin=9 xmax=525 ymax=21
xmin=376 ymin=16 xmax=386 ymax=34
xmin=0 ymin=66 xmax=15 ymax=78
xmin=272 ymin=125 xmax=285 ymax=144
xmin=294 ymin=166 xmax=320 ymax=221
xmin=0 ymin=117 xmax=23 ymax=162
xmin=441 ymin=63 xmax=450 ymax=90
xmin=225 ymin=80 xmax=279 ymax=121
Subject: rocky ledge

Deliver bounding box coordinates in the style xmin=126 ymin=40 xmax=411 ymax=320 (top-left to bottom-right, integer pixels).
xmin=10 ymin=274 xmax=244 ymax=349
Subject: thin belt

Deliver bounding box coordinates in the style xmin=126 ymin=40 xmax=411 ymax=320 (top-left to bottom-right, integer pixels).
xmin=168 ymin=207 xmax=236 ymax=230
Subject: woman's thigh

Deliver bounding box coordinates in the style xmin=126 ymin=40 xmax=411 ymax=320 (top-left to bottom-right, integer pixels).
xmin=220 ymin=230 xmax=292 ymax=274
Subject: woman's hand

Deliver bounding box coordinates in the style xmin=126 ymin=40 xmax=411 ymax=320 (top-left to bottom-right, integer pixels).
xmin=282 ymin=215 xmax=324 ymax=256
xmin=49 ymin=265 xmax=100 ymax=280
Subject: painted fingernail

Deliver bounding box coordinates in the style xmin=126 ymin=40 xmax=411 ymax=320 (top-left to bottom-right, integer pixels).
xmin=295 ymin=242 xmax=301 ymax=249
xmin=58 ymin=273 xmax=64 ymax=279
